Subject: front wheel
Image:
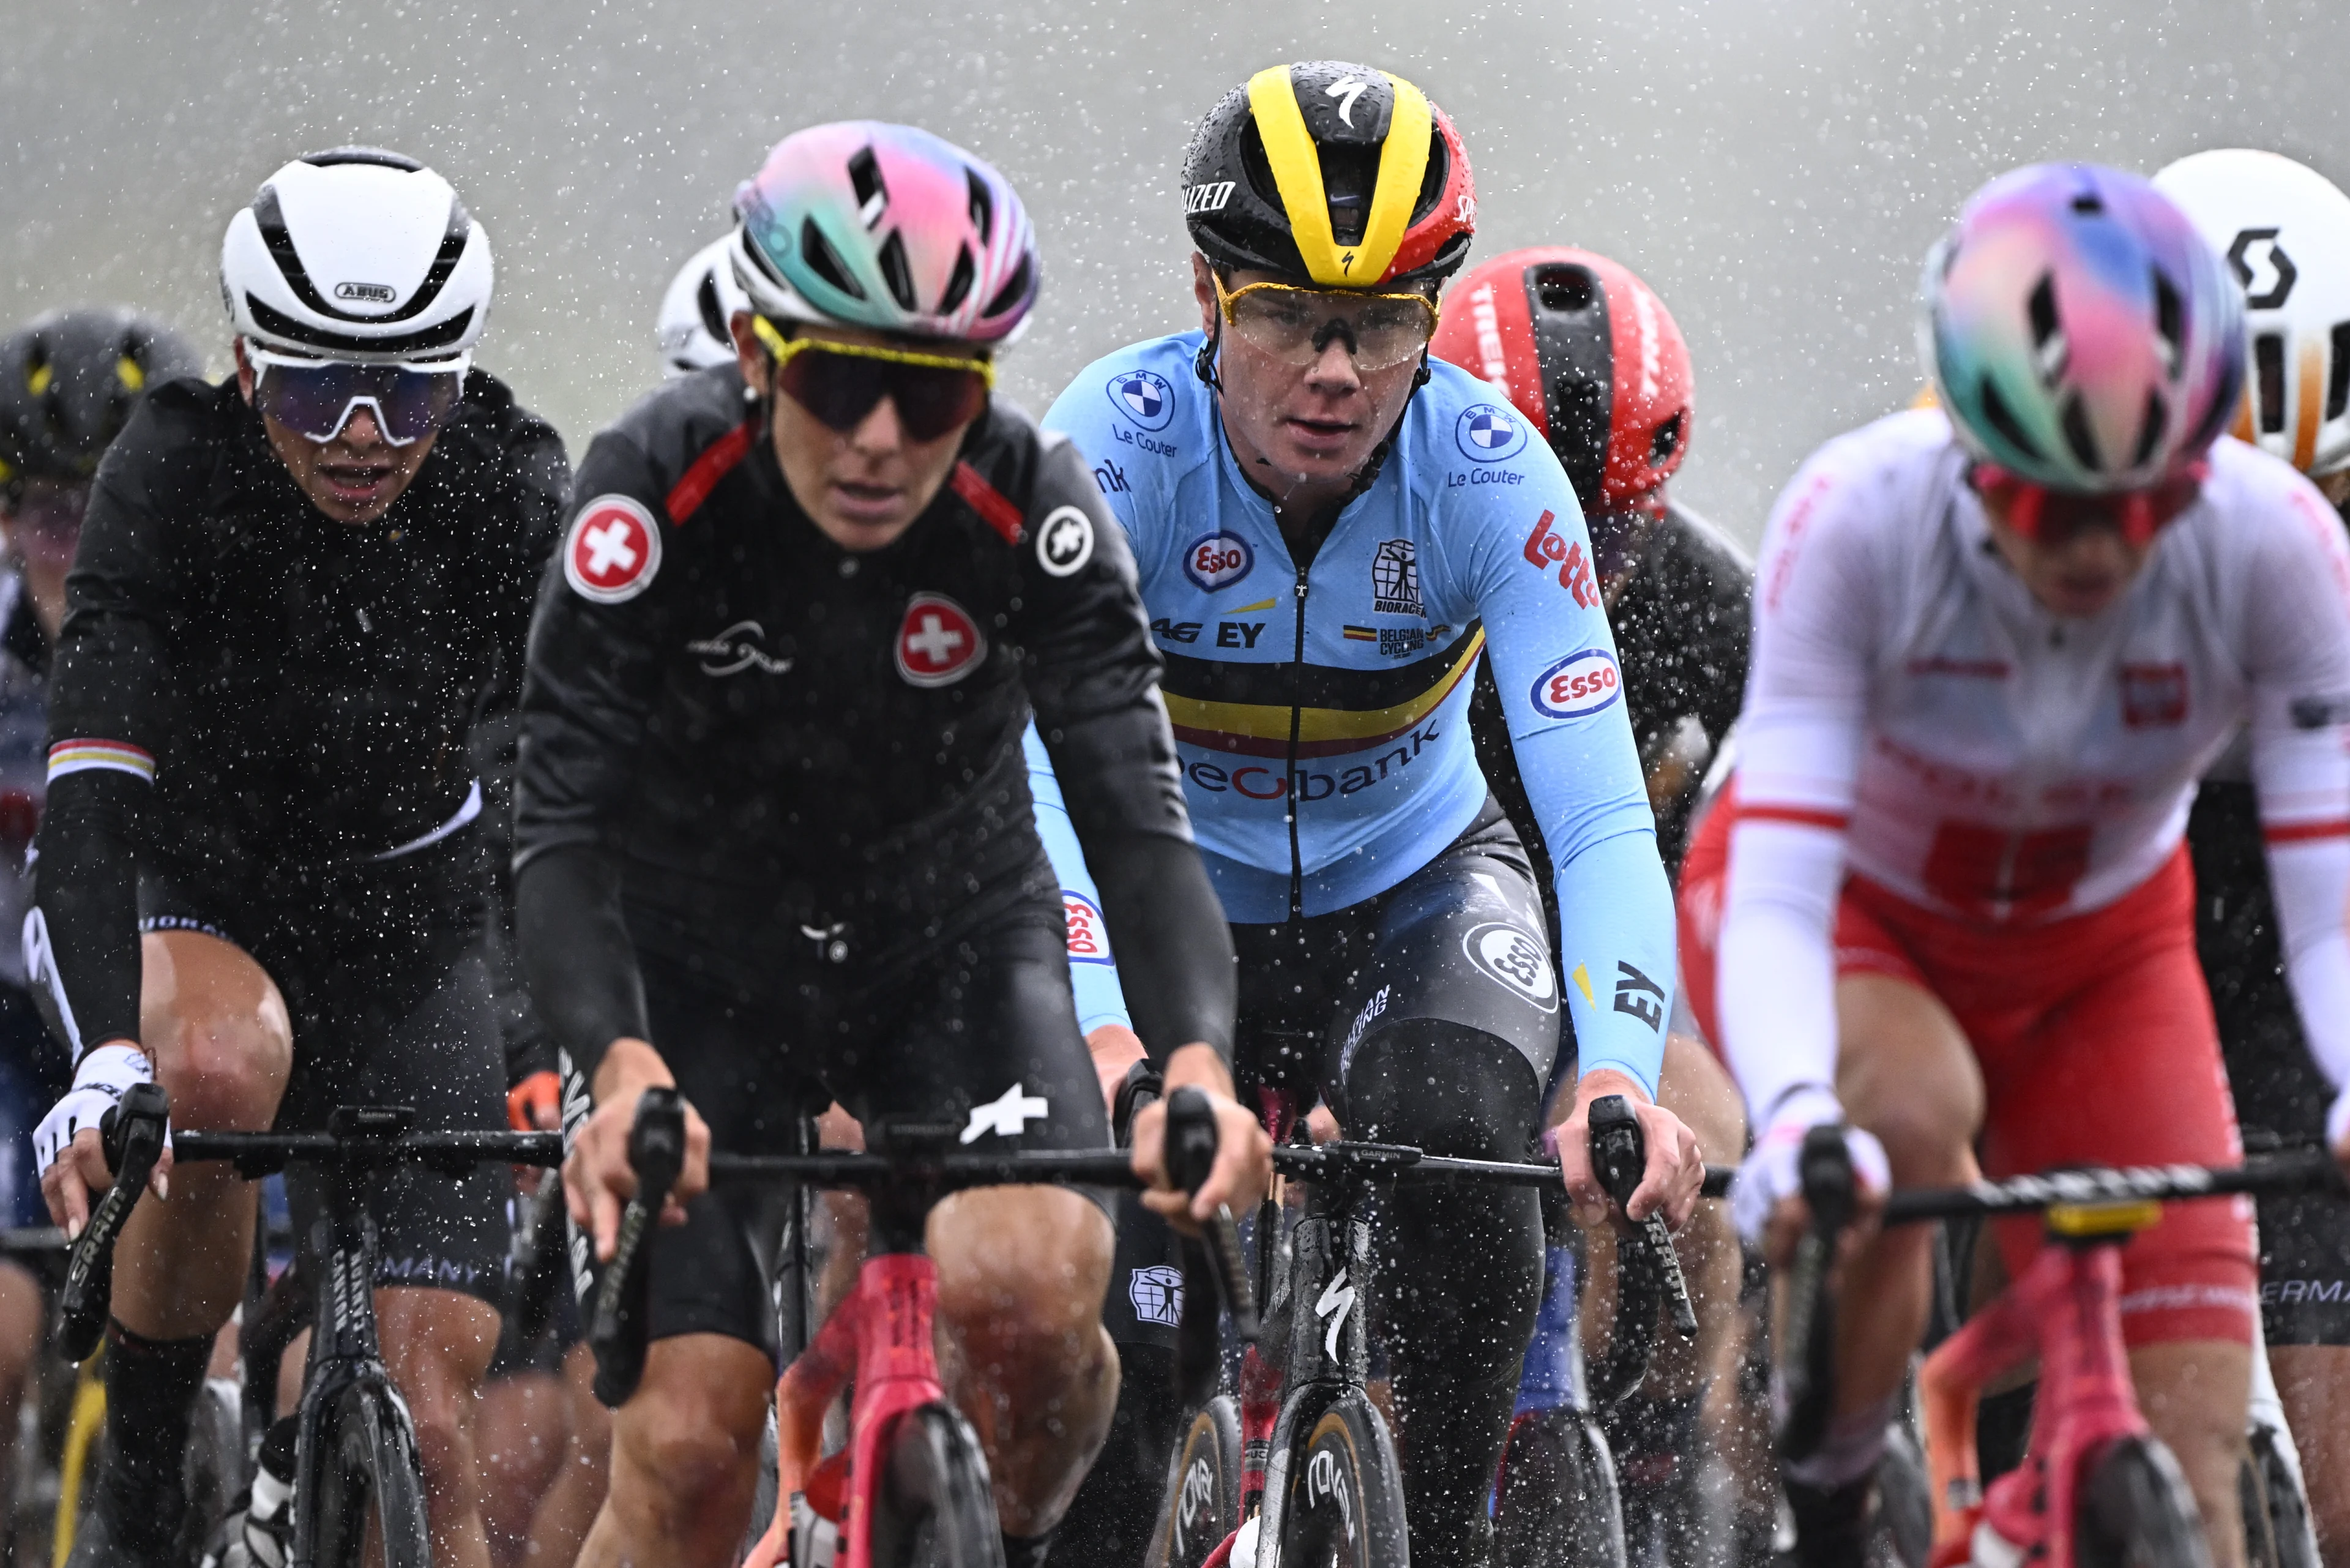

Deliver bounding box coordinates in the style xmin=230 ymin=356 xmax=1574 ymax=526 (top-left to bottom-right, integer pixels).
xmin=869 ymin=1402 xmax=1006 ymax=1568
xmin=1152 ymin=1396 xmax=1243 ymax=1568
xmin=1493 ymin=1406 xmax=1625 ymax=1568
xmin=2240 ymin=1424 xmax=2318 ymax=1568
xmin=1272 ymin=1389 xmax=1407 ymax=1568
xmin=304 ymin=1380 xmax=432 ymax=1568
xmin=2076 ymin=1435 xmax=2213 ymax=1568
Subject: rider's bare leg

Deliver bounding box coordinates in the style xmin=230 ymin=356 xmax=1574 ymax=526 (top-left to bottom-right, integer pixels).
xmin=2268 ymin=1345 xmax=2350 ymax=1562
xmin=2133 ymin=1339 xmax=2250 ymax=1568
xmin=579 ymin=1332 xmax=773 ymax=1568
xmin=523 ymin=1341 xmax=613 ymax=1568
xmin=378 ymin=1287 xmax=504 ymax=1568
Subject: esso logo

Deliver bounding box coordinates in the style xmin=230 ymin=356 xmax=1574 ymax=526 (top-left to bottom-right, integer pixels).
xmin=1529 ymin=649 xmax=1622 ymax=719
xmin=1062 ymin=890 xmax=1114 ymax=965
xmin=1181 ymin=531 xmax=1255 ymax=592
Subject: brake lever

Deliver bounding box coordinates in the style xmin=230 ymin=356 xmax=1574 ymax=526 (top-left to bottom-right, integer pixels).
xmin=56 ymin=1080 xmax=171 ymax=1362
xmin=1165 ymin=1085 xmax=1259 ymax=1343
xmin=589 ymin=1087 xmax=687 ymax=1408
xmin=1591 ymin=1094 xmax=1697 ymax=1338
xmin=1777 ymin=1124 xmax=1854 ymax=1460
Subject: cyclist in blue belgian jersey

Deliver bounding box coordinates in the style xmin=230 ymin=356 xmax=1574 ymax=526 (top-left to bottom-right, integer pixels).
xmin=1044 ymin=62 xmax=1703 ymax=1568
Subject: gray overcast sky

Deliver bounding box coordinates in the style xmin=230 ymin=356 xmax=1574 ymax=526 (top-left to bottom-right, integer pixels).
xmin=4 ymin=0 xmax=2344 ymax=539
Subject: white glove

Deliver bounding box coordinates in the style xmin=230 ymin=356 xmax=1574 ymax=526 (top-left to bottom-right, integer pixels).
xmin=1730 ymin=1086 xmax=1889 ymax=1244
xmin=32 ymin=1042 xmax=162 ymax=1181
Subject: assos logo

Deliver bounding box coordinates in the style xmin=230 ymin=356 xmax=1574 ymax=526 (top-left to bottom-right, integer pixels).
xmin=1181 ymin=531 xmax=1255 ymax=592
xmin=334 ymin=280 xmax=397 ymax=304
xmin=1108 ymin=369 xmax=1176 ymax=431
xmin=1455 ymin=403 xmax=1527 ymax=463
xmin=1530 ymin=648 xmax=1622 ymax=719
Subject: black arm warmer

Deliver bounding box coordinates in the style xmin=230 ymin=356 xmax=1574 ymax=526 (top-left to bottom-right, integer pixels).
xmin=30 ymin=769 xmax=145 ymax=1056
xmin=1086 ymin=829 xmax=1236 ymax=1069
xmin=514 ymin=843 xmax=648 ymax=1086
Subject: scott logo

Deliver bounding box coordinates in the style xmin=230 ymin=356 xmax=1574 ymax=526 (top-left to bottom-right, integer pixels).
xmin=1184 ymin=181 xmax=1236 ymax=214
xmin=2227 ymin=228 xmax=2298 ymax=310
xmin=1182 ymin=531 xmax=1255 ymax=592
xmin=333 ymin=280 xmax=397 ymax=303
xmin=1530 ymin=649 xmax=1622 ymax=720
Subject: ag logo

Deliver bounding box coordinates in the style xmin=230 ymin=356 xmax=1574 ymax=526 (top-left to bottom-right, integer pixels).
xmin=895 ymin=592 xmax=987 ymax=687
xmin=2227 ymin=228 xmax=2297 ymax=310
xmin=1455 ymin=403 xmax=1527 ymax=463
xmin=333 ymin=280 xmax=396 ymax=304
xmin=1128 ymin=1264 xmax=1183 ymax=1327
xmin=1529 ymin=648 xmax=1622 ymax=719
xmin=1035 ymin=506 xmax=1094 ymax=577
xmin=564 ymin=495 xmax=662 ymax=604
xmin=1108 ymin=368 xmax=1176 ymax=431
xmin=1463 ymin=922 xmax=1558 ymax=1014
xmin=1182 ymin=530 xmax=1255 ymax=592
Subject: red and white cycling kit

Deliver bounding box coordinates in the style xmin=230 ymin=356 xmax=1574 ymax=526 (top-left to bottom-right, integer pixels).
xmin=1694 ymin=408 xmax=2350 ymax=1344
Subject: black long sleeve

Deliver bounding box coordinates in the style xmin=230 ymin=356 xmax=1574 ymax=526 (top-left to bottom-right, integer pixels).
xmin=26 ymin=768 xmax=143 ymax=1056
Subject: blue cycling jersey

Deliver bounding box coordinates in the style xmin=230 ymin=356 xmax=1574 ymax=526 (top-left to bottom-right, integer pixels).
xmin=1043 ymin=334 xmax=1677 ymax=1093
xmin=1024 ymin=723 xmax=1132 ymax=1036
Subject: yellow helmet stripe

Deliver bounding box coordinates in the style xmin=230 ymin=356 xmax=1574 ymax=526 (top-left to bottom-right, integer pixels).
xmin=1356 ymin=74 xmax=1433 ymax=285
xmin=1247 ymin=67 xmax=1434 ymax=286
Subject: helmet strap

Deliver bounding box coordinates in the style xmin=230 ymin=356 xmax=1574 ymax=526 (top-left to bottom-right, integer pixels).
xmin=1194 ymin=316 xmax=1225 ymax=394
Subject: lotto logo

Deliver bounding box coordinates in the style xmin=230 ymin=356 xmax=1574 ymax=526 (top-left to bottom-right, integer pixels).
xmin=1181 ymin=531 xmax=1255 ymax=592
xmin=1521 ymin=510 xmax=1599 ymax=608
xmin=1529 ymin=649 xmax=1622 ymax=719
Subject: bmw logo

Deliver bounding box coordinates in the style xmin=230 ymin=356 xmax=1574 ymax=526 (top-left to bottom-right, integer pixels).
xmin=1108 ymin=369 xmax=1176 ymax=432
xmin=1455 ymin=403 xmax=1527 ymax=463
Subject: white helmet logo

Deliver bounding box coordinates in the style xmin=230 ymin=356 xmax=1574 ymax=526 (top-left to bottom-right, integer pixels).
xmin=334 ymin=281 xmax=397 ymax=304
xmin=1324 ymin=78 xmax=1368 ymax=127
xmin=2226 ymin=228 xmax=2298 ymax=310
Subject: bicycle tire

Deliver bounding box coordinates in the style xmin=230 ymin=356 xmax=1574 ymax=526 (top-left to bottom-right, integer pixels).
xmin=1493 ymin=1406 xmax=1625 ymax=1568
xmin=2240 ymin=1425 xmax=2318 ymax=1568
xmin=176 ymin=1376 xmax=247 ymax=1563
xmin=1152 ymin=1395 xmax=1243 ymax=1568
xmin=2076 ymin=1435 xmax=2214 ymax=1568
xmin=305 ymin=1380 xmax=431 ymax=1568
xmin=868 ymin=1402 xmax=1006 ymax=1568
xmin=1270 ymin=1387 xmax=1407 ymax=1568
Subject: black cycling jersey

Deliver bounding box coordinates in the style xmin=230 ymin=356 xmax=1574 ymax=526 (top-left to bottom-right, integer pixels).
xmin=512 ymin=365 xmax=1232 ymax=1081
xmin=32 ymin=371 xmax=567 ymax=1056
xmin=1475 ymin=501 xmax=1752 ymax=889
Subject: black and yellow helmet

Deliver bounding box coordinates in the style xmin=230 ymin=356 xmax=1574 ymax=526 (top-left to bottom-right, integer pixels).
xmin=0 ymin=308 xmax=201 ymax=492
xmin=1181 ymin=62 xmax=1476 ymax=289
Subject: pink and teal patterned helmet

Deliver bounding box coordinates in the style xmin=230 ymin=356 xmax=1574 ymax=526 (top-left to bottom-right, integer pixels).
xmin=728 ymin=121 xmax=1039 ymax=345
xmin=1922 ymin=163 xmax=2244 ymax=493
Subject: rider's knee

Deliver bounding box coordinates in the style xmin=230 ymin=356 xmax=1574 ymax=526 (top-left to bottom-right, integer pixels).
xmin=932 ymin=1190 xmax=1114 ymax=1377
xmin=1341 ymin=1019 xmax=1540 ymax=1160
xmin=138 ymin=933 xmax=292 ymax=1129
xmin=616 ymin=1373 xmax=766 ymax=1510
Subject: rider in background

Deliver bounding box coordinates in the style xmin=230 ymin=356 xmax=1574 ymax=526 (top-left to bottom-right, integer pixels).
xmin=2153 ymin=146 xmax=2350 ymax=1564
xmin=0 ymin=308 xmax=198 ymax=1554
xmin=655 ymin=236 xmax=750 ymax=379
xmin=28 ymin=149 xmax=568 ymax=1568
xmin=1431 ymin=248 xmax=1755 ymax=1562
xmin=1685 ymin=162 xmax=2350 ymax=1568
xmin=1045 ymin=64 xmax=1704 ymax=1568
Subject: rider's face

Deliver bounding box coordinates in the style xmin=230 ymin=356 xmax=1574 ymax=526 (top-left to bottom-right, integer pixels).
xmin=1193 ymin=257 xmax=1431 ymax=504
xmin=736 ymin=317 xmax=984 ymax=554
xmin=235 ymin=341 xmax=438 ymax=527
xmin=1976 ymin=481 xmax=2155 ymax=620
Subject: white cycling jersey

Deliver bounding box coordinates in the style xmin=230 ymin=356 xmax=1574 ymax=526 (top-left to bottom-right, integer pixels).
xmin=1720 ymin=408 xmax=2350 ymax=1138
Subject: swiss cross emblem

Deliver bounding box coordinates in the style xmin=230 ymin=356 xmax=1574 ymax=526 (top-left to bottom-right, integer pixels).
xmin=564 ymin=495 xmax=662 ymax=603
xmin=895 ymin=592 xmax=987 ymax=688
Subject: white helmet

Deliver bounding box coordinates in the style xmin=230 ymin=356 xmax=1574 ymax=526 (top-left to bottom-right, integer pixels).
xmin=655 ymin=235 xmax=748 ymax=376
xmin=2154 ymin=149 xmax=2350 ymax=477
xmin=220 ymin=148 xmax=492 ymax=366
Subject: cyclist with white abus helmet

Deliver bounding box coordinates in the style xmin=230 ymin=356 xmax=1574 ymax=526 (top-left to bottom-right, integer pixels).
xmin=1678 ymin=163 xmax=2350 ymax=1568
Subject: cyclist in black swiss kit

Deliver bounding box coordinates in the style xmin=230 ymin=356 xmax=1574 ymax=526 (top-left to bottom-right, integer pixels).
xmin=517 ymin=122 xmax=1266 ymax=1568
xmin=28 ymin=149 xmax=567 ymax=1568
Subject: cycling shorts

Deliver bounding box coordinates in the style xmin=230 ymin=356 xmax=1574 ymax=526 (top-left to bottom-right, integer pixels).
xmin=581 ymin=896 xmax=1112 ymax=1362
xmin=138 ymin=845 xmax=509 ymax=1305
xmin=1679 ymin=794 xmax=2256 ymax=1348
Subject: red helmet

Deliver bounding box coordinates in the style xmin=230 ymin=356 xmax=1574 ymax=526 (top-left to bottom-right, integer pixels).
xmin=1432 ymin=247 xmax=1693 ymax=512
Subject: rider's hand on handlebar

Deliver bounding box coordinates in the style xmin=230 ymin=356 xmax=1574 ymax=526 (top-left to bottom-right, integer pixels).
xmin=1731 ymin=1091 xmax=1890 ymax=1269
xmin=36 ymin=1041 xmax=174 ymax=1239
xmin=1554 ymin=1069 xmax=1701 ymax=1231
xmin=564 ymin=1038 xmax=711 ymax=1263
xmin=1130 ymin=1043 xmax=1270 ymax=1232
xmin=1086 ymin=1023 xmax=1148 ymax=1118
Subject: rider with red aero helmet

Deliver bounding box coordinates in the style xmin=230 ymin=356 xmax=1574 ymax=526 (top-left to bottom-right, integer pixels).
xmin=1684 ymin=163 xmax=2350 ymax=1568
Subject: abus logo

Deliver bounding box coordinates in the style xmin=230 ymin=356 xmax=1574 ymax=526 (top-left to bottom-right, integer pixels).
xmin=1529 ymin=648 xmax=1622 ymax=720
xmin=1184 ymin=181 xmax=1236 ymax=214
xmin=334 ymin=281 xmax=397 ymax=304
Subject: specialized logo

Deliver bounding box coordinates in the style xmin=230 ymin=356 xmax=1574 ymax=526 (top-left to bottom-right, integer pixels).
xmin=1108 ymin=368 xmax=1176 ymax=431
xmin=2120 ymin=662 xmax=2188 ymax=728
xmin=1455 ymin=403 xmax=1528 ymax=463
xmin=2227 ymin=228 xmax=2298 ymax=310
xmin=895 ymin=592 xmax=987 ymax=687
xmin=333 ymin=280 xmax=397 ymax=304
xmin=1371 ymin=538 xmax=1422 ymax=615
xmin=1129 ymin=1264 xmax=1184 ymax=1327
xmin=564 ymin=495 xmax=662 ymax=603
xmin=1062 ymin=890 xmax=1114 ymax=965
xmin=1324 ymin=77 xmax=1370 ymax=126
xmin=1463 ymin=922 xmax=1559 ymax=1013
xmin=1182 ymin=531 xmax=1255 ymax=592
xmin=1034 ymin=505 xmax=1095 ymax=578
xmin=1530 ymin=648 xmax=1622 ymax=720
xmin=1184 ymin=181 xmax=1236 ymax=214
xmin=1315 ymin=1271 xmax=1356 ymax=1361
xmin=1522 ymin=510 xmax=1600 ymax=607
xmin=686 ymin=620 xmax=793 ymax=677
xmin=961 ymin=1083 xmax=1048 ymax=1144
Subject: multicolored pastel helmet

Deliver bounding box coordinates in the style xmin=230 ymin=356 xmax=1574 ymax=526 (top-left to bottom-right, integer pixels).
xmin=728 ymin=122 xmax=1039 ymax=345
xmin=1921 ymin=162 xmax=2244 ymax=493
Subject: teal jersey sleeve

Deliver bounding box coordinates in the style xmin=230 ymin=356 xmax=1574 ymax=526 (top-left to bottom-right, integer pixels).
xmin=1023 ymin=722 xmax=1132 ymax=1035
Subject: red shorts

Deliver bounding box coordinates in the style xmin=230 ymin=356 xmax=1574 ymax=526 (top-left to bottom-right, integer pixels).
xmin=1679 ymin=792 xmax=2256 ymax=1347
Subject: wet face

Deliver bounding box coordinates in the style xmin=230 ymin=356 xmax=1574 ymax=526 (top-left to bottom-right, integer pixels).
xmin=1193 ymin=256 xmax=1431 ymax=515
xmin=733 ymin=317 xmax=984 ymax=553
xmin=235 ymin=342 xmax=436 ymax=526
xmin=1975 ymin=477 xmax=2158 ymax=619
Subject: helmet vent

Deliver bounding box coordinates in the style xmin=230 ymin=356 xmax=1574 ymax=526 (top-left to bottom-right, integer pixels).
xmin=848 ymin=147 xmax=889 ymax=230
xmin=2149 ymin=267 xmax=2184 ymax=379
xmin=1652 ymin=411 xmax=1685 ymax=465
xmin=1550 ymin=373 xmax=1609 ymax=509
xmin=2329 ymin=323 xmax=2350 ymax=422
xmin=966 ymin=169 xmax=994 ymax=245
xmin=2132 ymin=388 xmax=2169 ymax=470
xmin=799 ymin=217 xmax=865 ymax=301
xmin=1533 ymin=265 xmax=1597 ymax=315
xmin=2070 ymin=190 xmax=2105 ymax=216
xmin=2255 ymin=332 xmax=2288 ymax=435
xmin=2060 ymin=394 xmax=2103 ymax=472
xmin=1978 ymin=377 xmax=2044 ymax=463
xmin=981 ymin=252 xmax=1033 ymax=320
xmin=875 ymin=231 xmax=917 ymax=313
xmin=301 ymin=146 xmax=423 ymax=172
xmin=2027 ymin=276 xmax=2068 ymax=385
xmin=695 ymin=273 xmax=730 ymax=346
xmin=938 ymin=245 xmax=976 ymax=316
